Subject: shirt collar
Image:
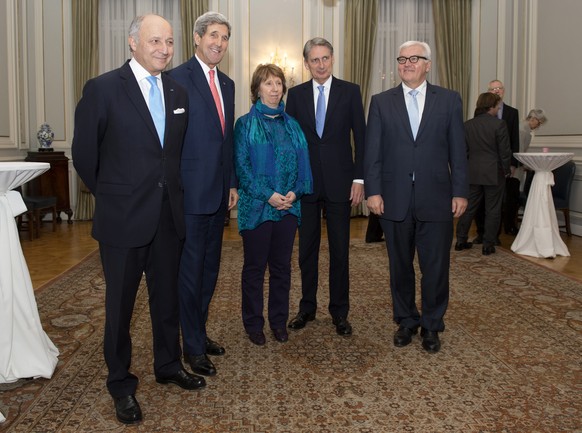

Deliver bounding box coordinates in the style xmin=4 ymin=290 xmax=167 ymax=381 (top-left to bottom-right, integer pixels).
xmin=312 ymin=76 xmax=333 ymax=92
xmin=129 ymin=58 xmax=160 ymax=83
xmin=402 ymin=80 xmax=427 ymax=95
xmin=195 ymin=54 xmax=216 ymax=78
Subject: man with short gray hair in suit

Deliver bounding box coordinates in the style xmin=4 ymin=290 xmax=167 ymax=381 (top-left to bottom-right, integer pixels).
xmin=364 ymin=41 xmax=468 ymax=353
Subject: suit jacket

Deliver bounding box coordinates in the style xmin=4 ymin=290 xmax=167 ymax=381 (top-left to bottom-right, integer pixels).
xmin=286 ymin=77 xmax=365 ymax=202
xmin=501 ymin=102 xmax=519 ymax=166
xmin=364 ymin=82 xmax=468 ymax=222
xmin=72 ymin=60 xmax=188 ymax=247
xmin=168 ymin=56 xmax=236 ymax=214
xmin=464 ymin=113 xmax=512 ymax=185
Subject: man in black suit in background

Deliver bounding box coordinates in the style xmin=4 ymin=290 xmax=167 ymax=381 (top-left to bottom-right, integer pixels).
xmin=473 ymin=79 xmax=520 ymax=242
xmin=72 ymin=14 xmax=205 ymax=425
xmin=286 ymin=37 xmax=366 ymax=336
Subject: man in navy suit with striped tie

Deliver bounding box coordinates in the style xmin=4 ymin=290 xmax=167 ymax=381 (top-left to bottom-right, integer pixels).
xmin=169 ymin=11 xmax=238 ymax=379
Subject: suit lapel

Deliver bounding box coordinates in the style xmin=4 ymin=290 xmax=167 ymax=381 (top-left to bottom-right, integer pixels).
xmin=120 ymin=62 xmax=160 ymax=144
xmin=394 ymin=84 xmax=414 ymax=139
xmin=188 ymin=58 xmax=223 ymax=134
xmin=161 ymin=73 xmax=180 ymax=147
xmin=324 ymin=77 xmax=343 ymax=136
xmin=301 ymin=80 xmax=317 ymax=135
xmin=418 ymin=83 xmax=437 ymax=139
xmin=218 ymin=69 xmax=233 ymax=136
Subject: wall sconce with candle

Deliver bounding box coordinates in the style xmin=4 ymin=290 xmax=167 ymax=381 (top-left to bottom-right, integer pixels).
xmin=268 ymin=48 xmax=296 ymax=87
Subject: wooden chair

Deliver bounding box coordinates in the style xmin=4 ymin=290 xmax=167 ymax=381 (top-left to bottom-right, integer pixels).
xmin=552 ymin=161 xmax=576 ymax=236
xmin=15 ymin=186 xmax=57 ymax=240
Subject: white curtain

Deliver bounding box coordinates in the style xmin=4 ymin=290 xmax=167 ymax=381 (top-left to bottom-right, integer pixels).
xmin=368 ymin=0 xmax=439 ymax=100
xmin=98 ymin=0 xmax=183 ymax=74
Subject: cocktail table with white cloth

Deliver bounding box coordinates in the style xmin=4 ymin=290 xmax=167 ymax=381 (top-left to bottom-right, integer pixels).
xmin=0 ymin=162 xmax=60 ymax=422
xmin=511 ymin=152 xmax=574 ymax=258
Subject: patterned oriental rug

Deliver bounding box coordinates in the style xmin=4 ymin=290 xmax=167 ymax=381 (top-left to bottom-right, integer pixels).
xmin=1 ymin=240 xmax=581 ymax=433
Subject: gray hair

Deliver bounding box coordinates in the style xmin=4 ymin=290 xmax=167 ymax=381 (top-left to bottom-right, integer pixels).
xmin=526 ymin=108 xmax=548 ymax=124
xmin=128 ymin=15 xmax=146 ymax=48
xmin=303 ymin=37 xmax=334 ymax=60
xmin=398 ymin=40 xmax=432 ymax=60
xmin=128 ymin=14 xmax=165 ymax=52
xmin=194 ymin=11 xmax=231 ymax=39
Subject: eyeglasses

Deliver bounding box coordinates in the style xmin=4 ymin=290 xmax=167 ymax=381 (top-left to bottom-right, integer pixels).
xmin=396 ymin=56 xmax=428 ymax=64
xmin=488 ymin=87 xmax=504 ymax=91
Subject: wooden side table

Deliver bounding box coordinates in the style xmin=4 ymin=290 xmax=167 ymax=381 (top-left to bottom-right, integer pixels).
xmin=24 ymin=151 xmax=73 ymax=223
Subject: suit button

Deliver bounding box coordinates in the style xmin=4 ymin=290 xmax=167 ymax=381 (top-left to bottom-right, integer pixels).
xmin=158 ymin=182 xmax=164 ymax=188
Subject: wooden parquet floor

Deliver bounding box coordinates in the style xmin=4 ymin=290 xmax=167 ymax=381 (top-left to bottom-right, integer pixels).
xmin=20 ymin=216 xmax=582 ymax=290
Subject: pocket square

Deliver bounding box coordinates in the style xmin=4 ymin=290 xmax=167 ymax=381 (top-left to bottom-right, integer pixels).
xmin=173 ymin=108 xmax=185 ymax=114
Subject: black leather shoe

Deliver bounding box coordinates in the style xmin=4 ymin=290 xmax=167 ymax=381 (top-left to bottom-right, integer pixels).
xmin=288 ymin=311 xmax=316 ymax=330
xmin=472 ymin=235 xmax=483 ymax=244
xmin=332 ymin=316 xmax=352 ymax=336
xmin=156 ymin=368 xmax=206 ymax=389
xmin=394 ymin=325 xmax=419 ymax=347
xmin=420 ymin=328 xmax=441 ymax=353
xmin=454 ymin=241 xmax=473 ymax=251
xmin=272 ymin=328 xmax=288 ymax=342
xmin=114 ymin=395 xmax=142 ymax=424
xmin=206 ymin=337 xmax=225 ymax=356
xmin=185 ymin=354 xmax=217 ymax=376
xmin=365 ymin=237 xmax=384 ymax=243
xmin=248 ymin=331 xmax=266 ymax=346
xmin=482 ymin=246 xmax=496 ymax=255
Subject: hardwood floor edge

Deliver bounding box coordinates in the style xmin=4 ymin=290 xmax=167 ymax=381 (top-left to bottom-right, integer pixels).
xmin=34 ymin=249 xmax=100 ymax=295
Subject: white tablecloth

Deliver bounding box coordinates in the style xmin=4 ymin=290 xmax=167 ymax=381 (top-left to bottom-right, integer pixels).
xmin=511 ymin=153 xmax=574 ymax=258
xmin=0 ymin=162 xmax=60 ymax=421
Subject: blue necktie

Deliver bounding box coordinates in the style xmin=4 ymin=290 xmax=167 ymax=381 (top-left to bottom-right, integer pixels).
xmin=146 ymin=75 xmax=165 ymax=146
xmin=408 ymin=89 xmax=420 ymax=139
xmin=316 ymin=85 xmax=326 ymax=138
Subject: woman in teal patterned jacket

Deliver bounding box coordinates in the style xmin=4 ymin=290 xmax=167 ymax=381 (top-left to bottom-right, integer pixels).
xmin=234 ymin=64 xmax=312 ymax=346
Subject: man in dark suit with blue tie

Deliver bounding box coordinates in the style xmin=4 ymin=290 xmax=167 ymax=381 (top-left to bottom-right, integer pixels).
xmin=286 ymin=37 xmax=366 ymax=336
xmin=364 ymin=41 xmax=468 ymax=353
xmin=72 ymin=14 xmax=205 ymax=425
xmin=168 ymin=12 xmax=238 ymax=378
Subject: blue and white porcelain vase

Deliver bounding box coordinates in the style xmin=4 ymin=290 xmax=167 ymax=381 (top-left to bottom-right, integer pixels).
xmin=37 ymin=123 xmax=54 ymax=151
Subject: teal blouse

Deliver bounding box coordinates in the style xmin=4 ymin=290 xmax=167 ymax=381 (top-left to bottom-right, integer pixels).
xmin=234 ymin=100 xmax=313 ymax=232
